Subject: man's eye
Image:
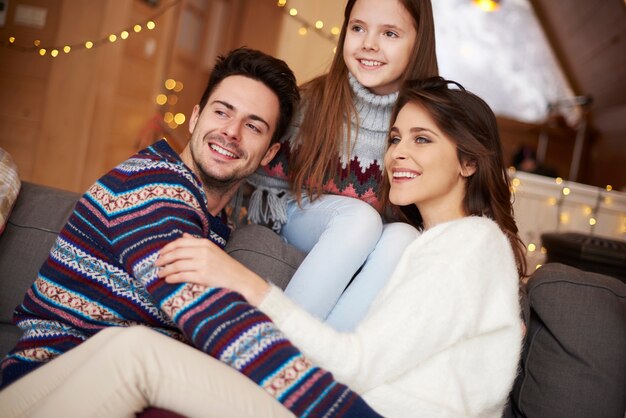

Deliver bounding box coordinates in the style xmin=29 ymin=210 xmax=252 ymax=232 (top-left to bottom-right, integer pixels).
xmin=246 ymin=123 xmax=261 ymax=134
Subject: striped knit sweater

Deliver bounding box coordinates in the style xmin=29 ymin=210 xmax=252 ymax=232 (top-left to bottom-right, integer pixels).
xmin=0 ymin=140 xmax=380 ymax=417
xmin=247 ymin=73 xmax=398 ymax=229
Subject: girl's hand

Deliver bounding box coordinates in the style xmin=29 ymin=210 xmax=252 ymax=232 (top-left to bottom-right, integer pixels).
xmin=156 ymin=233 xmax=270 ymax=306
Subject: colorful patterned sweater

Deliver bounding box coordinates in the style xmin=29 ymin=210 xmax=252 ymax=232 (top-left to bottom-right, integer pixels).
xmin=247 ymin=74 xmax=398 ymax=230
xmin=0 ymin=140 xmax=380 ymax=417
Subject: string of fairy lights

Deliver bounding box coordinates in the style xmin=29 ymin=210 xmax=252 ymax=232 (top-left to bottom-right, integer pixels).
xmin=3 ymin=0 xmax=342 ymax=57
xmin=276 ymin=0 xmax=341 ymax=47
xmin=1 ymin=0 xmax=180 ymax=58
xmin=509 ymin=168 xmax=625 ymax=270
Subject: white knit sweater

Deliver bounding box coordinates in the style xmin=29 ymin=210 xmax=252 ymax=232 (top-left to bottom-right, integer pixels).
xmin=259 ymin=216 xmax=523 ymax=418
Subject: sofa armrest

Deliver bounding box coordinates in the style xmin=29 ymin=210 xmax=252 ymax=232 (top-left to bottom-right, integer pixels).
xmin=0 ymin=182 xmax=80 ymax=358
xmin=509 ymin=263 xmax=626 ymax=418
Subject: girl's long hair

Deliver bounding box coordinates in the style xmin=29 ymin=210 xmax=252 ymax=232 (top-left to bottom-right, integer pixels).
xmin=381 ymin=77 xmax=528 ymax=277
xmin=290 ymin=0 xmax=439 ymax=203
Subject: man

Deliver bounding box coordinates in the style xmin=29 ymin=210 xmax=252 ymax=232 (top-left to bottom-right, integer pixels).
xmin=0 ymin=48 xmax=378 ymax=417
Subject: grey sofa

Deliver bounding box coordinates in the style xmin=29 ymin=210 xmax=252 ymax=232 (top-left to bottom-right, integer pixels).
xmin=1 ymin=182 xmax=625 ymax=418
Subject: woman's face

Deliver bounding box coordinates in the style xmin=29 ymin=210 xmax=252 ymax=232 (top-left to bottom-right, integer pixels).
xmin=343 ymin=0 xmax=416 ymax=95
xmin=384 ymin=101 xmax=474 ymax=220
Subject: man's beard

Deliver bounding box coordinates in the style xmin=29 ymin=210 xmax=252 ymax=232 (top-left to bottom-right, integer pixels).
xmin=191 ymin=133 xmax=247 ymax=192
xmin=196 ymin=168 xmax=242 ymax=193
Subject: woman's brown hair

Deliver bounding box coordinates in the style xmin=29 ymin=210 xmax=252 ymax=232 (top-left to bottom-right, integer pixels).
xmin=381 ymin=77 xmax=528 ymax=277
xmin=290 ymin=0 xmax=439 ymax=203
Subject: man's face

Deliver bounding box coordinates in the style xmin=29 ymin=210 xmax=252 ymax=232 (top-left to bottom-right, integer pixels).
xmin=185 ymin=75 xmax=280 ymax=191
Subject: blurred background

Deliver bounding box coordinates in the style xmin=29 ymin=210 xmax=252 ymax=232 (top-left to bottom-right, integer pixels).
xmin=0 ymin=0 xmax=624 ymax=195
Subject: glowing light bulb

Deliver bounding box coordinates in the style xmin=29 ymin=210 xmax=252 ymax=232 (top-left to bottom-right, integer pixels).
xmin=174 ymin=113 xmax=186 ymax=125
xmin=121 ymin=31 xmax=130 ymax=40
xmin=147 ymin=21 xmax=156 ymax=30
xmin=331 ymin=26 xmax=340 ymax=36
xmin=164 ymin=79 xmax=176 ymax=90
xmin=109 ymin=34 xmax=117 ymax=42
xmin=315 ymin=20 xmax=324 ymax=29
xmin=51 ymin=49 xmax=59 ymax=57
xmin=156 ymin=94 xmax=167 ymax=105
xmin=298 ymin=27 xmax=308 ymax=35
xmin=289 ymin=8 xmax=297 ymax=16
xmin=85 ymin=41 xmax=94 ymax=49
xmin=134 ymin=24 xmax=142 ymax=33
xmin=63 ymin=46 xmax=71 ymax=53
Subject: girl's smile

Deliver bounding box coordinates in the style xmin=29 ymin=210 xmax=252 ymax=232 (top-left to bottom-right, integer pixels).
xmin=343 ymin=0 xmax=417 ymax=95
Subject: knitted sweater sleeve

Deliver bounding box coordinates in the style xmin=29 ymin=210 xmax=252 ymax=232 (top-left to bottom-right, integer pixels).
xmin=104 ymin=165 xmax=380 ymax=417
xmin=259 ymin=217 xmax=522 ymax=395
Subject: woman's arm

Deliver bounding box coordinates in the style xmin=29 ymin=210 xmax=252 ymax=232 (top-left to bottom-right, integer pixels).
xmin=157 ymin=219 xmax=521 ymax=394
xmin=157 ymin=233 xmax=270 ymax=305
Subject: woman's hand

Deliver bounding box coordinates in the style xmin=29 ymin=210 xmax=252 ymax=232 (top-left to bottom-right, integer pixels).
xmin=156 ymin=233 xmax=270 ymax=306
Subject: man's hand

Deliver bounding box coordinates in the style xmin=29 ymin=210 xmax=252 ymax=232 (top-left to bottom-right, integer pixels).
xmin=156 ymin=233 xmax=270 ymax=306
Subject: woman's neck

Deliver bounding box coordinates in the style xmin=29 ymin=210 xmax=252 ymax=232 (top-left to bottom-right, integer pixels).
xmin=418 ymin=196 xmax=468 ymax=231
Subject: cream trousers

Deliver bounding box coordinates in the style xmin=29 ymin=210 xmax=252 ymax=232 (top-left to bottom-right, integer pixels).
xmin=0 ymin=326 xmax=295 ymax=418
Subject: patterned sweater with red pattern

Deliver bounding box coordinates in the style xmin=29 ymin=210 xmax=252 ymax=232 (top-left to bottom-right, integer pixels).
xmin=247 ymin=74 xmax=398 ymax=230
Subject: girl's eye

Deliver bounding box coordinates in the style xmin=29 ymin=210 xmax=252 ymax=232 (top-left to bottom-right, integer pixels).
xmin=383 ymin=31 xmax=399 ymax=38
xmin=389 ymin=135 xmax=401 ymax=145
xmin=350 ymin=24 xmax=364 ymax=33
xmin=414 ymin=136 xmax=430 ymax=144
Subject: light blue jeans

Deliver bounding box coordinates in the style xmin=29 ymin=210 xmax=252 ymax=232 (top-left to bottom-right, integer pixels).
xmin=281 ymin=195 xmax=418 ymax=331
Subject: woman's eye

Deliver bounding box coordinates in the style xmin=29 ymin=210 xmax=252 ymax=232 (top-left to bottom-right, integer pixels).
xmin=389 ymin=136 xmax=401 ymax=145
xmin=415 ymin=136 xmax=430 ymax=144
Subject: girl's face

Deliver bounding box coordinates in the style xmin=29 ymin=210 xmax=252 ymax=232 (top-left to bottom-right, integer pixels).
xmin=343 ymin=0 xmax=416 ymax=95
xmin=384 ymin=101 xmax=475 ymax=225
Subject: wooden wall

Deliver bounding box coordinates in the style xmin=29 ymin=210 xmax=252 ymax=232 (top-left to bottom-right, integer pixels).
xmin=0 ymin=0 xmax=283 ymax=192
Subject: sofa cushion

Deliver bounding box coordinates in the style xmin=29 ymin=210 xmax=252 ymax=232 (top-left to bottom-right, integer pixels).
xmin=225 ymin=224 xmax=305 ymax=291
xmin=0 ymin=148 xmax=21 ymax=235
xmin=0 ymin=182 xmax=80 ymax=358
xmin=510 ymin=263 xmax=626 ymax=418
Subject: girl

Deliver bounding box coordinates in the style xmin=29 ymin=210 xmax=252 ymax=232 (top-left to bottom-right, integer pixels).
xmin=1 ymin=78 xmax=525 ymax=417
xmin=247 ymin=0 xmax=439 ymax=330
